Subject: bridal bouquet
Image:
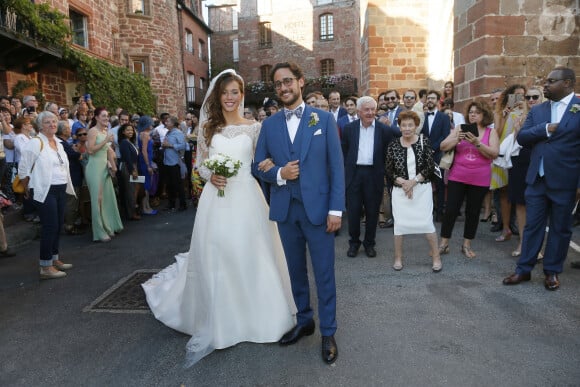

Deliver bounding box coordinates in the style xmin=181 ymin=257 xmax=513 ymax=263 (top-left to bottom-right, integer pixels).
xmin=202 ymin=153 xmax=242 ymax=197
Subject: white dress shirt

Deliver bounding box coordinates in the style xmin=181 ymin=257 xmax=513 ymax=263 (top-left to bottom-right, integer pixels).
xmin=356 ymin=121 xmax=375 ymax=165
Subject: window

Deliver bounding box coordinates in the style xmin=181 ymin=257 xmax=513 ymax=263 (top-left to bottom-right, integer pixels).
xmin=259 ymin=22 xmax=272 ymax=48
xmin=317 ymin=0 xmax=333 ymax=4
xmin=260 ymin=65 xmax=272 ymax=83
xmin=186 ymin=73 xmax=195 ymax=102
xmin=185 ymin=30 xmax=193 ymax=53
xmin=69 ymin=9 xmax=88 ymax=48
xmin=199 ymin=78 xmax=205 ymax=91
xmin=232 ymin=9 xmax=238 ymax=30
xmin=129 ymin=0 xmax=148 ymax=15
xmin=130 ymin=57 xmax=149 ymax=76
xmin=320 ymin=59 xmax=334 ymax=76
xmin=198 ymin=40 xmax=205 ymax=60
xmin=320 ymin=13 xmax=334 ymax=41
xmin=233 ymin=39 xmax=239 ymax=62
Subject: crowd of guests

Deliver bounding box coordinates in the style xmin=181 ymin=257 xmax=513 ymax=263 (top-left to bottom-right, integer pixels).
xmin=0 ymin=93 xmax=204 ymax=279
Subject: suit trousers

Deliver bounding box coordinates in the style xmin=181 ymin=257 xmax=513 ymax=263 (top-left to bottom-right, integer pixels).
xmin=277 ymin=199 xmax=337 ymax=336
xmin=346 ymin=166 xmax=382 ymax=248
xmin=516 ymin=177 xmax=576 ymax=275
xmin=164 ymin=164 xmax=185 ymax=209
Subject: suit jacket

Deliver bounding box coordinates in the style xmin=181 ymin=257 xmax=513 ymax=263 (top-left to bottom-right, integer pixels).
xmin=337 ymin=114 xmax=357 ymax=134
xmin=380 ymin=106 xmax=403 ymax=131
xmin=517 ymin=95 xmax=580 ymax=191
xmin=341 ymin=119 xmax=399 ymax=193
xmin=252 ymin=105 xmax=345 ymax=225
xmin=332 ymin=107 xmax=348 ymax=120
xmin=421 ymin=110 xmax=451 ymax=163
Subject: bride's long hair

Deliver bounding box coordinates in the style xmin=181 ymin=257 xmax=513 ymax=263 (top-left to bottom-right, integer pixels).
xmin=203 ymin=72 xmax=244 ymax=146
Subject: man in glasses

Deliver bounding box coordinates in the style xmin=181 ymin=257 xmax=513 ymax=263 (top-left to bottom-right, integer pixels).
xmin=253 ymin=61 xmax=345 ymax=365
xmin=378 ymin=89 xmax=402 ymax=131
xmin=503 ymin=66 xmax=580 ymax=291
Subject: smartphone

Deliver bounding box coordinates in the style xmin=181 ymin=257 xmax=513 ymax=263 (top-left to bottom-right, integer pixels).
xmin=26 ymin=106 xmax=36 ymax=113
xmin=507 ymin=94 xmax=524 ymax=109
xmin=461 ymin=123 xmax=478 ymax=137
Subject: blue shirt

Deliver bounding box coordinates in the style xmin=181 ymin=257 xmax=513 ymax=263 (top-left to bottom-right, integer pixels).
xmin=163 ymin=128 xmax=185 ymax=166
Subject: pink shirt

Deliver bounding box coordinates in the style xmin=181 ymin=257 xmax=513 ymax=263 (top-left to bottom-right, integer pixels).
xmin=448 ymin=127 xmax=492 ymax=187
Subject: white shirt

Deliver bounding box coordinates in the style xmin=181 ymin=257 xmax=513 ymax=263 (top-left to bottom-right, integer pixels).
xmin=356 ymin=121 xmax=375 ymax=165
xmin=330 ymin=108 xmax=340 ymax=123
xmin=277 ymin=103 xmax=305 ymax=185
xmin=452 ymin=111 xmax=465 ymax=127
xmin=426 ymin=110 xmax=437 ymax=134
xmin=153 ymin=124 xmax=168 ymax=143
xmin=546 ymin=92 xmax=575 ymax=136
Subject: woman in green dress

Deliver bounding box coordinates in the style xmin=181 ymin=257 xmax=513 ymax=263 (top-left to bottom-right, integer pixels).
xmin=85 ymin=107 xmax=123 ymax=242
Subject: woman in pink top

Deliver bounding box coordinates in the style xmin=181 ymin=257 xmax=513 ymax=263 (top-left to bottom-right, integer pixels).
xmin=438 ymin=100 xmax=499 ymax=258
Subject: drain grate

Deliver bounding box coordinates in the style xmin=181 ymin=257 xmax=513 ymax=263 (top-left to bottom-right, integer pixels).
xmin=84 ymin=269 xmax=159 ymax=313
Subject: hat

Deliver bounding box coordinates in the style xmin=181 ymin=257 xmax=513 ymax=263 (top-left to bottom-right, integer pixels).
xmin=137 ymin=115 xmax=154 ymax=132
xmin=131 ymin=114 xmax=140 ymax=122
xmin=58 ymin=107 xmax=68 ymax=114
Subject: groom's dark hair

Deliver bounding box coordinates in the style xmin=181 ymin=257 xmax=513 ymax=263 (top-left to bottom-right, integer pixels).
xmin=270 ymin=62 xmax=304 ymax=83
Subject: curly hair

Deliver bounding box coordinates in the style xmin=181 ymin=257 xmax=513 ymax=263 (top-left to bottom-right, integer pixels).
xmin=203 ymin=73 xmax=244 ymax=146
xmin=465 ymin=99 xmax=494 ymax=127
xmin=496 ymin=84 xmax=526 ymax=113
xmin=397 ymin=110 xmax=420 ymax=127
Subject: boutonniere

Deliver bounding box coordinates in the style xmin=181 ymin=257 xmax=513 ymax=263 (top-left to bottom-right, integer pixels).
xmin=308 ymin=112 xmax=319 ymax=127
xmin=570 ymin=103 xmax=580 ymax=113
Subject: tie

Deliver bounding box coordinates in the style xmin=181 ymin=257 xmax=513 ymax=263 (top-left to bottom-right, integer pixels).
xmin=388 ymin=110 xmax=395 ymax=123
xmin=426 ymin=112 xmax=435 ymax=116
xmin=540 ymin=101 xmax=560 ymax=177
xmin=285 ymin=106 xmax=303 ymax=120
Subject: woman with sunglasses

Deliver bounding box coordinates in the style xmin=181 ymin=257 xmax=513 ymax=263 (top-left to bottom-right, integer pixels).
xmin=507 ymin=86 xmax=543 ymax=257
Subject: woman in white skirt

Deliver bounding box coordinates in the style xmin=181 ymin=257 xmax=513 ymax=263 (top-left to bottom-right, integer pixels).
xmin=385 ymin=110 xmax=441 ymax=272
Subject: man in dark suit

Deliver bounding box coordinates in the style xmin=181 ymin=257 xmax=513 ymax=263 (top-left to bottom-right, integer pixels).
xmin=253 ymin=62 xmax=345 ymax=364
xmin=342 ymin=96 xmax=398 ymax=258
xmin=421 ymin=90 xmax=451 ymax=221
xmin=378 ymin=89 xmax=403 ymax=131
xmin=328 ymin=90 xmax=348 ymax=124
xmin=503 ymin=67 xmax=580 ymax=290
xmin=336 ymin=96 xmax=358 ymax=135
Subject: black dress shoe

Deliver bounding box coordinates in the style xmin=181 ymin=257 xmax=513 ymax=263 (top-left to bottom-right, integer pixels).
xmin=385 ymin=218 xmax=394 ymax=228
xmin=279 ymin=321 xmax=315 ymax=346
xmin=321 ymin=335 xmax=338 ymax=364
xmin=544 ymin=273 xmax=560 ymax=291
xmin=364 ymin=246 xmax=377 ymax=258
xmin=490 ymin=223 xmax=503 ymax=233
xmin=347 ymin=245 xmax=359 ymax=258
xmin=502 ymin=272 xmax=531 ymax=285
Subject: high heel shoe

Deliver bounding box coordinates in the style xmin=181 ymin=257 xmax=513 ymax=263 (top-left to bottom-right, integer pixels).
xmin=480 ymin=213 xmax=492 ymax=222
xmin=495 ymin=230 xmax=512 ymax=242
xmin=438 ymin=245 xmax=450 ymax=255
xmin=393 ymin=260 xmax=403 ymax=271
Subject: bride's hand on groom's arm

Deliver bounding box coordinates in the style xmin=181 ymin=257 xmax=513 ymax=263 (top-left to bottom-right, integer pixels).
xmin=326 ymin=215 xmax=341 ymax=233
xmin=210 ymin=174 xmax=227 ymax=190
xmin=257 ymin=158 xmax=274 ymax=172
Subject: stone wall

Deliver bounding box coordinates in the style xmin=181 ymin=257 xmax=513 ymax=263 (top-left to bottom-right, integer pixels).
xmin=454 ymin=0 xmax=580 ymax=110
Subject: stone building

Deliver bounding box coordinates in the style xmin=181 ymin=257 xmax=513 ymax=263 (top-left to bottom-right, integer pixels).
xmin=0 ymin=0 xmax=211 ymax=116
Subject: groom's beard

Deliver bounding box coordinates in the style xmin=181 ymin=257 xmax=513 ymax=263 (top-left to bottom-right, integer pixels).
xmin=278 ymin=90 xmax=301 ymax=108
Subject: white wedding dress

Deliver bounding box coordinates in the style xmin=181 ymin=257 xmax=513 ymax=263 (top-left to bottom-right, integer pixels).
xmin=142 ymin=122 xmax=296 ymax=366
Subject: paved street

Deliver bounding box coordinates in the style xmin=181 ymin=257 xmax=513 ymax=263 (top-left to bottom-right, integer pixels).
xmin=1 ymin=207 xmax=580 ymax=386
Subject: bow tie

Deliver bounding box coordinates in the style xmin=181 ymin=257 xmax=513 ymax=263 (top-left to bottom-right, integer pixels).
xmin=285 ymin=106 xmax=303 ymax=120
xmin=426 ymin=112 xmax=435 ymax=116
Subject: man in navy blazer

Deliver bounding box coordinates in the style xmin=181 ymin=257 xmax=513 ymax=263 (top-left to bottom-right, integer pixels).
xmin=378 ymin=89 xmax=403 ymax=131
xmin=328 ymin=90 xmax=348 ymax=124
xmin=421 ymin=90 xmax=451 ymax=220
xmin=503 ymin=67 xmax=580 ymax=290
xmin=336 ymin=96 xmax=358 ymax=135
xmin=342 ymin=96 xmax=398 ymax=258
xmin=253 ymin=62 xmax=345 ymax=364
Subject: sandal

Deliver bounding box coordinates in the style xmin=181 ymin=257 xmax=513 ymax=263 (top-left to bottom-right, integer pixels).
xmin=511 ymin=250 xmax=521 ymax=257
xmin=393 ymin=261 xmax=403 ymax=271
xmin=461 ymin=245 xmax=476 ymax=259
xmin=438 ymin=245 xmax=450 ymax=255
xmin=432 ymin=260 xmax=443 ymax=272
xmin=495 ymin=230 xmax=512 ymax=242
xmin=379 ymin=221 xmax=387 ymax=228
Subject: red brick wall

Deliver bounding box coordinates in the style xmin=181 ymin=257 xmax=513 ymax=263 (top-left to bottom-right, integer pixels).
xmin=454 ymin=0 xmax=580 ymax=111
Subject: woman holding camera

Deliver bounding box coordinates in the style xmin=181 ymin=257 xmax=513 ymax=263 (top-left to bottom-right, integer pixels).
xmin=438 ymin=100 xmax=499 ymax=258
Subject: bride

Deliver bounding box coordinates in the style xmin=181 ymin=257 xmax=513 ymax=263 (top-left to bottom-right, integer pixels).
xmin=142 ymin=70 xmax=296 ymax=366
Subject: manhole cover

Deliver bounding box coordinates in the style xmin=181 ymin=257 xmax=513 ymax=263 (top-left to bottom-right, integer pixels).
xmin=84 ymin=269 xmax=159 ymax=313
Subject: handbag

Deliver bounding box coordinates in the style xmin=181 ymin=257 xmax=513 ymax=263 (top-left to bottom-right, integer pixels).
xmin=13 ymin=137 xmax=43 ymax=193
xmin=439 ymin=149 xmax=455 ymax=170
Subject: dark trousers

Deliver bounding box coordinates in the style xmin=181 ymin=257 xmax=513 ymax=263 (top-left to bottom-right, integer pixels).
xmin=164 ymin=164 xmax=185 ymax=209
xmin=346 ymin=166 xmax=382 ymax=248
xmin=441 ymin=180 xmax=488 ymax=240
xmin=184 ymin=149 xmax=193 ymax=197
xmin=33 ymin=185 xmax=66 ymax=264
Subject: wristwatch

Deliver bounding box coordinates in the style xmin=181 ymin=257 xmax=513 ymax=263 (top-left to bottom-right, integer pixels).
xmin=476 ymin=143 xmax=481 ymax=148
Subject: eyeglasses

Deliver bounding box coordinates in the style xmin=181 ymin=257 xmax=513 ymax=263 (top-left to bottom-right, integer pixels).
xmin=403 ymin=96 xmax=415 ymax=100
xmin=273 ymin=77 xmax=297 ymax=89
xmin=545 ymin=78 xmax=565 ymax=84
xmin=525 ymin=95 xmax=540 ymax=100
xmin=77 ymin=133 xmax=87 ymax=136
xmin=386 ymin=96 xmax=398 ymax=101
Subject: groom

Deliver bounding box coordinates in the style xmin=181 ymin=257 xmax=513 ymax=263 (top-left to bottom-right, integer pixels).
xmin=252 ymin=62 xmax=345 ymax=364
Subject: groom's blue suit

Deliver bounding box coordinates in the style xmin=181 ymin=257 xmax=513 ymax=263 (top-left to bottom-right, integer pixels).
xmin=515 ymin=94 xmax=580 ymax=275
xmin=252 ymin=104 xmax=345 ymax=336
